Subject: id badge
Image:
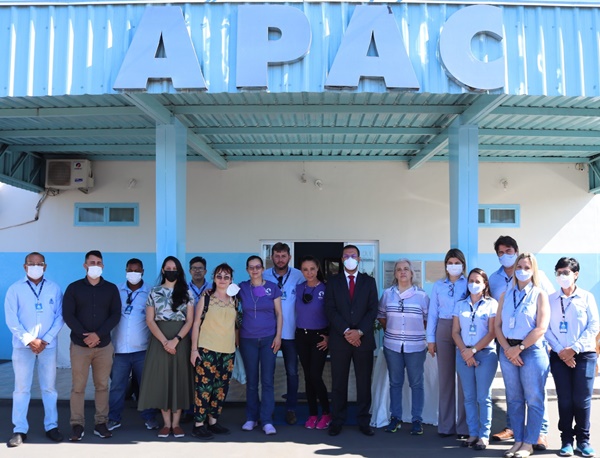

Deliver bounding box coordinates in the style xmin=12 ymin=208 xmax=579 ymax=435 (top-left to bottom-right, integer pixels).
xmin=35 ymin=301 xmax=43 ymax=312
xmin=124 ymin=305 xmax=133 ymax=315
xmin=281 ymin=291 xmax=287 ymax=300
xmin=469 ymin=324 xmax=477 ymax=336
xmin=559 ymin=321 xmax=568 ymax=334
xmin=509 ymin=317 xmax=516 ymax=329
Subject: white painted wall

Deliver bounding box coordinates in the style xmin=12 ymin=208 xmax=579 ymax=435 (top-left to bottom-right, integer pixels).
xmin=0 ymin=160 xmax=598 ymax=255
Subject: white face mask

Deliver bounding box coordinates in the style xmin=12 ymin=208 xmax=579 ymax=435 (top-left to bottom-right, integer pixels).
xmin=557 ymin=273 xmax=574 ymax=289
xmin=87 ymin=265 xmax=103 ymax=280
xmin=126 ymin=272 xmax=142 ymax=285
xmin=227 ymin=283 xmax=240 ymax=297
xmin=468 ymin=282 xmax=485 ymax=295
xmin=343 ymin=257 xmax=359 ymax=271
xmin=515 ymin=269 xmax=533 ymax=282
xmin=499 ymin=253 xmax=518 ymax=268
xmin=446 ymin=264 xmax=463 ymax=277
xmin=27 ymin=265 xmax=44 ymax=280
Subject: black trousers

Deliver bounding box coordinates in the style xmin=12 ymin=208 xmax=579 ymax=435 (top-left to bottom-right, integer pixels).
xmin=329 ymin=339 xmax=373 ymax=428
xmin=295 ymin=329 xmax=330 ymax=416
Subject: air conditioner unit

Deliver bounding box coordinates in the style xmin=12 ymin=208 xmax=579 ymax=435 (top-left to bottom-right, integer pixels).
xmin=45 ymin=159 xmax=94 ymax=190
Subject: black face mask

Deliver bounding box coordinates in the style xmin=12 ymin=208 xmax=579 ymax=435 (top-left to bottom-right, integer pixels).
xmin=164 ymin=270 xmax=178 ymax=282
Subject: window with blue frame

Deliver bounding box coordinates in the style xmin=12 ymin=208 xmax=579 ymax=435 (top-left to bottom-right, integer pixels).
xmin=478 ymin=204 xmax=519 ymax=228
xmin=75 ymin=203 xmax=139 ymax=226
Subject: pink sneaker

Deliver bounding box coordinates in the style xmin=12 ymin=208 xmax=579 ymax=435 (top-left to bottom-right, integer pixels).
xmin=316 ymin=414 xmax=332 ymax=430
xmin=304 ymin=416 xmax=318 ymax=429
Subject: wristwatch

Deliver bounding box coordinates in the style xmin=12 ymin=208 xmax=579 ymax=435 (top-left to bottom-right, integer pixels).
xmin=519 ymin=344 xmax=525 ymax=351
xmin=357 ymin=329 xmax=364 ymax=337
xmin=471 ymin=347 xmax=477 ymax=354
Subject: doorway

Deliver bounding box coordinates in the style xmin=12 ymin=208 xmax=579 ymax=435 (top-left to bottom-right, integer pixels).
xmin=293 ymin=242 xmax=343 ymax=280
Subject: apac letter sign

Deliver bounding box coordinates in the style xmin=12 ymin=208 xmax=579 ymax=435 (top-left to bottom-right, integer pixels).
xmin=113 ymin=5 xmax=505 ymax=92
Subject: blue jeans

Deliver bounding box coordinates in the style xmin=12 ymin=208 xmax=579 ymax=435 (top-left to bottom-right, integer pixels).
xmin=383 ymin=346 xmax=426 ymax=422
xmin=109 ymin=351 xmax=155 ymax=422
xmin=456 ymin=348 xmax=498 ymax=439
xmin=499 ymin=345 xmax=549 ymax=444
xmin=550 ymin=351 xmax=597 ymax=446
xmin=239 ymin=335 xmax=277 ymax=425
xmin=281 ymin=338 xmax=299 ymax=411
xmin=12 ymin=346 xmax=58 ymax=433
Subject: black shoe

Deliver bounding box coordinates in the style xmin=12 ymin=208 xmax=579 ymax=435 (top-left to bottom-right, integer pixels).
xmin=329 ymin=424 xmax=342 ymax=436
xmin=7 ymin=433 xmax=26 ymax=447
xmin=191 ymin=425 xmax=215 ymax=441
xmin=45 ymin=428 xmax=63 ymax=442
xmin=70 ymin=425 xmax=84 ymax=441
xmin=359 ymin=426 xmax=375 ymax=436
xmin=285 ymin=410 xmax=297 ymax=425
xmin=457 ymin=434 xmax=469 ymax=440
xmin=439 ymin=432 xmax=454 ymax=438
xmin=93 ymin=423 xmax=112 ymax=439
xmin=208 ymin=423 xmax=230 ymax=435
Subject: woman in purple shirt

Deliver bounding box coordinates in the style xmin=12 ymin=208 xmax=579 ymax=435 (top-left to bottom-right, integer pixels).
xmin=237 ymin=256 xmax=283 ymax=435
xmin=294 ymin=256 xmax=330 ymax=430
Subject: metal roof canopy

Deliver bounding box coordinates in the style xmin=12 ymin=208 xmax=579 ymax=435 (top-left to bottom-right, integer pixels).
xmin=1 ymin=91 xmax=600 ymax=192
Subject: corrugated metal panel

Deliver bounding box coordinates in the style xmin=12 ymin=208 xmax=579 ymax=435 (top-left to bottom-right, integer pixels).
xmin=1 ymin=3 xmax=600 ymax=97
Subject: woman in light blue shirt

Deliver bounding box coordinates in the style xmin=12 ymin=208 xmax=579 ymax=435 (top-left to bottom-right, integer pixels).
xmin=495 ymin=253 xmax=550 ymax=458
xmin=426 ymin=248 xmax=468 ymax=437
xmin=546 ymin=257 xmax=599 ymax=458
xmin=452 ymin=268 xmax=498 ymax=450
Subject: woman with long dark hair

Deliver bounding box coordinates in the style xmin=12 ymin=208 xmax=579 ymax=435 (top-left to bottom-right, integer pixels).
xmin=426 ymin=248 xmax=469 ymax=437
xmin=452 ymin=268 xmax=498 ymax=450
xmin=189 ymin=263 xmax=238 ymax=440
xmin=294 ymin=256 xmax=330 ymax=430
xmin=138 ymin=256 xmax=194 ymax=438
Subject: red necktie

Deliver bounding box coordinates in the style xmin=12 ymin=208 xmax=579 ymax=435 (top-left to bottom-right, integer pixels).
xmin=349 ymin=275 xmax=355 ymax=301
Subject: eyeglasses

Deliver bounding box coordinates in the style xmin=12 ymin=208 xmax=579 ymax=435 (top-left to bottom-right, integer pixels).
xmin=448 ymin=283 xmax=455 ymax=297
xmin=342 ymin=254 xmax=358 ymax=260
xmin=216 ymin=274 xmax=231 ymax=280
xmin=398 ymin=298 xmax=404 ymax=312
xmin=555 ymin=270 xmax=572 ymax=276
xmin=26 ymin=263 xmax=45 ymax=267
xmin=190 ymin=267 xmax=205 ymax=272
xmin=247 ymin=265 xmax=263 ymax=271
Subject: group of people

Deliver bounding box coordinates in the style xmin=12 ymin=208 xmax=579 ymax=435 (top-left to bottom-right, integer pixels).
xmin=4 ymin=239 xmax=598 ymax=458
xmin=379 ymin=236 xmax=598 ymax=458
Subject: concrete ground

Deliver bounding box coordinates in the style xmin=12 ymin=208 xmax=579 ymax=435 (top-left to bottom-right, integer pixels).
xmin=0 ymin=359 xmax=599 ymax=457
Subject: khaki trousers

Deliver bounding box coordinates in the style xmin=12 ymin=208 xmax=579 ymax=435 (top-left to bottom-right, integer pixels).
xmin=70 ymin=342 xmax=114 ymax=426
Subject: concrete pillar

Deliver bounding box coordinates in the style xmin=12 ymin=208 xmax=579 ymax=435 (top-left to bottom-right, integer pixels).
xmin=155 ymin=118 xmax=187 ymax=269
xmin=449 ymin=120 xmax=479 ymax=271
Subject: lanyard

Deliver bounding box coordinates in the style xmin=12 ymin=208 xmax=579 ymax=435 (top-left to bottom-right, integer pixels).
xmin=512 ymin=288 xmax=527 ymax=313
xmin=559 ymin=296 xmax=573 ymax=321
xmin=469 ymin=299 xmax=483 ymax=323
xmin=126 ymin=290 xmax=142 ymax=305
xmin=26 ymin=279 xmax=45 ymax=303
xmin=273 ymin=268 xmax=291 ymax=289
xmin=189 ymin=281 xmax=206 ymax=300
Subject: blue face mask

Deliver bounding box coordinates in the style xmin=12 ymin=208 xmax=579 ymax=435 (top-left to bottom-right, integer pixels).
xmin=498 ymin=253 xmax=517 ymax=268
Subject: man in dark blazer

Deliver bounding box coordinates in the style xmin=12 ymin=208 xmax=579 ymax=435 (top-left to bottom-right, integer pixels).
xmin=325 ymin=244 xmax=379 ymax=436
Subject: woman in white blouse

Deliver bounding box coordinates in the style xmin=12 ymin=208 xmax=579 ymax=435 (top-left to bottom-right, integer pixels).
xmin=546 ymin=257 xmax=599 ymax=458
xmin=452 ymin=268 xmax=498 ymax=450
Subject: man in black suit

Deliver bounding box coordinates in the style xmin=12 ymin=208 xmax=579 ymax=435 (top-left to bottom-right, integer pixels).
xmin=325 ymin=245 xmax=379 ymax=436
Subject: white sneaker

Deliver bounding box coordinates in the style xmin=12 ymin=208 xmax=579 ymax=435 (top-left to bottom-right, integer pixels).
xmin=263 ymin=424 xmax=277 ymax=435
xmin=242 ymin=420 xmax=257 ymax=431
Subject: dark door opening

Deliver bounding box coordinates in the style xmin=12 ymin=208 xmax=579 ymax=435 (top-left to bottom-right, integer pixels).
xmin=293 ymin=242 xmax=344 ymax=281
